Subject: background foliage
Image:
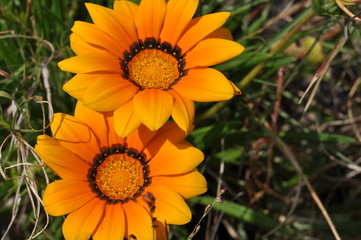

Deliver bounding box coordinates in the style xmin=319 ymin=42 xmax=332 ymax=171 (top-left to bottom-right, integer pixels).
xmin=1 ymin=0 xmax=361 ymax=239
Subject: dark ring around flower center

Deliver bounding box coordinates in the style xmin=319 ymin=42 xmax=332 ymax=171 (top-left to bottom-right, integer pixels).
xmin=88 ymin=144 xmax=151 ymax=204
xmin=120 ymin=37 xmax=188 ymax=90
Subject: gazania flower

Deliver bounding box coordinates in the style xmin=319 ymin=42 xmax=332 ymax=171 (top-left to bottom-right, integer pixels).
xmin=35 ymin=102 xmax=207 ymax=240
xmin=59 ymin=0 xmax=244 ymax=137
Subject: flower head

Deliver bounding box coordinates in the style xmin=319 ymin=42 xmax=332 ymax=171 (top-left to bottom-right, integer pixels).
xmin=35 ymin=102 xmax=207 ymax=240
xmin=59 ymin=0 xmax=244 ymax=137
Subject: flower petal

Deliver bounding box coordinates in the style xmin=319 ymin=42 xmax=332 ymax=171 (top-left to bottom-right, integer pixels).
xmin=133 ymin=89 xmax=173 ymax=131
xmin=113 ymin=100 xmax=141 ymax=138
xmin=169 ymin=90 xmax=194 ymax=133
xmin=113 ymin=0 xmax=138 ymax=19
xmin=152 ymin=171 xmax=207 ymax=199
xmin=71 ymin=21 xmax=124 ymax=56
xmin=126 ymin=124 xmax=158 ymax=154
xmin=58 ymin=53 xmax=121 ymax=74
xmin=206 ymin=27 xmax=233 ymax=40
xmin=93 ymin=204 xmax=125 ymax=240
xmin=63 ymin=73 xmax=100 ymax=101
xmin=135 ymin=0 xmax=166 ymax=39
xmin=149 ymin=140 xmax=204 ymax=176
xmin=185 ymin=38 xmax=244 ymax=68
xmin=43 ymin=179 xmax=95 ymax=216
xmin=85 ymin=3 xmax=137 ymax=49
xmin=51 ymin=113 xmax=100 ymax=163
xmin=178 ymin=12 xmax=230 ymax=53
xmin=142 ymin=122 xmax=189 ymax=159
xmin=62 ymin=198 xmax=106 ymax=240
xmin=160 ymin=0 xmax=198 ymax=46
xmin=83 ymin=74 xmax=139 ymax=112
xmin=146 ymin=185 xmax=191 ymax=225
xmin=173 ymin=68 xmax=240 ymax=102
xmin=35 ymin=135 xmax=89 ymax=180
xmin=70 ymin=33 xmax=105 ymax=55
xmin=74 ymin=101 xmax=114 ymax=147
xmin=123 ymin=201 xmax=153 ymax=239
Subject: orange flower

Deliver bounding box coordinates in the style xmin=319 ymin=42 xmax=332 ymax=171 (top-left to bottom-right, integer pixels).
xmin=35 ymin=102 xmax=207 ymax=240
xmin=59 ymin=0 xmax=244 ymax=137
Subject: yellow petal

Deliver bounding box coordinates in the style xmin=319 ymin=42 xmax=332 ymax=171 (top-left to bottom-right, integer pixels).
xmin=83 ymin=75 xmax=139 ymax=112
xmin=35 ymin=135 xmax=89 ymax=180
xmin=58 ymin=53 xmax=121 ymax=74
xmin=123 ymin=201 xmax=153 ymax=239
xmin=169 ymin=90 xmax=194 ymax=133
xmin=178 ymin=12 xmax=230 ymax=53
xmin=113 ymin=100 xmax=141 ymax=138
xmin=113 ymin=0 xmax=138 ymax=19
xmin=93 ymin=204 xmax=125 ymax=240
xmin=160 ymin=0 xmax=198 ymax=46
xmin=70 ymin=33 xmax=105 ymax=55
xmin=186 ymin=38 xmax=244 ymax=68
xmin=149 ymin=140 xmax=204 ymax=176
xmin=71 ymin=21 xmax=124 ymax=56
xmin=152 ymin=171 xmax=207 ymax=199
xmin=85 ymin=3 xmax=137 ymax=49
xmin=145 ymin=185 xmax=191 ymax=225
xmin=51 ymin=113 xmax=100 ymax=163
xmin=133 ymin=89 xmax=173 ymax=131
xmin=173 ymin=68 xmax=240 ymax=102
xmin=63 ymin=73 xmax=104 ymax=101
xmin=135 ymin=0 xmax=166 ymax=39
xmin=62 ymin=198 xmax=106 ymax=240
xmin=43 ymin=179 xmax=95 ymax=216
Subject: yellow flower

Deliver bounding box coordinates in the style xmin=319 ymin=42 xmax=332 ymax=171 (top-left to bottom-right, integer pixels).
xmin=35 ymin=102 xmax=207 ymax=240
xmin=59 ymin=0 xmax=244 ymax=137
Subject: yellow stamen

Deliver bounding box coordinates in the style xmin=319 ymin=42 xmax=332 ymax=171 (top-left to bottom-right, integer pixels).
xmin=128 ymin=49 xmax=179 ymax=89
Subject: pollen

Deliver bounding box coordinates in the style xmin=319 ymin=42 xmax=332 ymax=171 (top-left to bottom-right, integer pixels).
xmin=128 ymin=49 xmax=179 ymax=89
xmin=95 ymin=154 xmax=143 ymax=200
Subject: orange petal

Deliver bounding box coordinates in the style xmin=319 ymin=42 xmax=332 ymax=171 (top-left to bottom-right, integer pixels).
xmin=70 ymin=33 xmax=105 ymax=55
xmin=206 ymin=27 xmax=233 ymax=40
xmin=85 ymin=3 xmax=137 ymax=49
xmin=149 ymin=140 xmax=204 ymax=176
xmin=123 ymin=201 xmax=153 ymax=239
xmin=35 ymin=135 xmax=89 ymax=180
xmin=51 ymin=113 xmax=100 ymax=163
xmin=152 ymin=171 xmax=207 ymax=199
xmin=58 ymin=53 xmax=121 ymax=74
xmin=125 ymin=124 xmax=158 ymax=154
xmin=63 ymin=73 xmax=100 ymax=101
xmin=185 ymin=38 xmax=244 ymax=68
xmin=113 ymin=0 xmax=138 ymax=19
xmin=93 ymin=204 xmax=125 ymax=240
xmin=145 ymin=185 xmax=191 ymax=224
xmin=154 ymin=220 xmax=168 ymax=240
xmin=133 ymin=89 xmax=173 ymax=131
xmin=62 ymin=198 xmax=106 ymax=240
xmin=74 ymin=101 xmax=112 ymax=147
xmin=113 ymin=100 xmax=141 ymax=138
xmin=43 ymin=179 xmax=95 ymax=216
xmin=142 ymin=122 xmax=189 ymax=159
xmin=173 ymin=68 xmax=240 ymax=102
xmin=71 ymin=21 xmax=124 ymax=56
xmin=83 ymin=75 xmax=139 ymax=112
xmin=135 ymin=0 xmax=166 ymax=39
xmin=178 ymin=12 xmax=230 ymax=53
xmin=160 ymin=0 xmax=198 ymax=46
xmin=169 ymin=90 xmax=194 ymax=133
